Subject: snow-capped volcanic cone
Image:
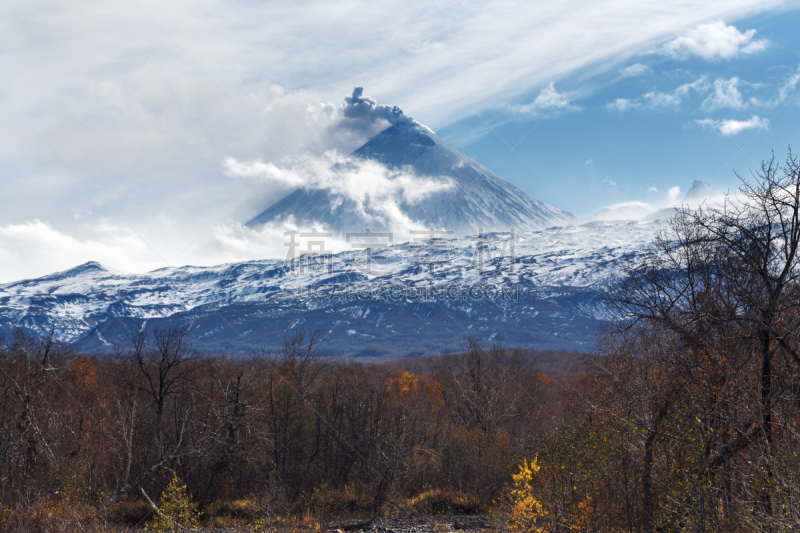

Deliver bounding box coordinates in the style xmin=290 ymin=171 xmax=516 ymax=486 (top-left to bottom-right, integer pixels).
xmin=246 ymin=121 xmax=574 ymax=235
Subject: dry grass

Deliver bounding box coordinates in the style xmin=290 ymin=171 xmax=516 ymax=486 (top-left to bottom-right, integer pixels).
xmin=397 ymin=489 xmax=481 ymax=516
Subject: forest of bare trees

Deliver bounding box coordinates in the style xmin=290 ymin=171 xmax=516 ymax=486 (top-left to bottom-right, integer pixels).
xmin=0 ymin=325 xmax=563 ymax=531
xmin=1 ymin=151 xmax=800 ymax=532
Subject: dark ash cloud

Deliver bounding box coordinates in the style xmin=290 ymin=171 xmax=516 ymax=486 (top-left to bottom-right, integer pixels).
xmin=342 ymin=86 xmax=414 ymax=125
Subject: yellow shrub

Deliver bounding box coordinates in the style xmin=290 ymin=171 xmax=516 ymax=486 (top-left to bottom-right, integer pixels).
xmin=145 ymin=477 xmax=201 ymax=532
xmin=507 ymin=458 xmax=546 ymax=533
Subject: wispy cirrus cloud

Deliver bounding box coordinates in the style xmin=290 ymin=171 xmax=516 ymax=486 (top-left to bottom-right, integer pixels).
xmin=644 ymin=78 xmax=709 ymax=109
xmin=605 ymin=77 xmax=708 ymax=111
xmin=750 ymin=64 xmax=800 ymax=106
xmin=775 ymin=67 xmax=800 ymax=103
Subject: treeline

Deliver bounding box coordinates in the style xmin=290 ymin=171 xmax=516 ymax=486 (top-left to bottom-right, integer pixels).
xmin=511 ymin=151 xmax=800 ymax=532
xmin=0 ymin=327 xmax=568 ymax=531
xmin=4 ymin=314 xmax=800 ymax=532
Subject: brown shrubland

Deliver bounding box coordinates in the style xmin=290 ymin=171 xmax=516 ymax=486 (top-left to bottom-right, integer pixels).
xmin=0 ymin=327 xmax=563 ymax=531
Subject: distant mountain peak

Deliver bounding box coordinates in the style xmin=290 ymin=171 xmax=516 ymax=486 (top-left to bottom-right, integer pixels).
xmin=1 ymin=261 xmax=121 ymax=288
xmin=683 ymin=180 xmax=722 ymax=203
xmin=42 ymin=261 xmax=118 ymax=281
xmin=247 ymin=122 xmax=573 ymax=235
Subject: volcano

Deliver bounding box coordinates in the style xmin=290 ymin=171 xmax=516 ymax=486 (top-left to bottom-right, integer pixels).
xmin=246 ymin=121 xmax=574 ymax=235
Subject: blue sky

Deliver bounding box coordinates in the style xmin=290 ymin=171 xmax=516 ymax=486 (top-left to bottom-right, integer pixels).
xmin=1 ymin=0 xmax=800 ymax=281
xmin=440 ymin=10 xmax=800 ymax=216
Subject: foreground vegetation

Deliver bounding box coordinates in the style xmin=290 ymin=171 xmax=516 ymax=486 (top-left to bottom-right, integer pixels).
xmin=2 ymin=151 xmax=800 ymax=532
xmin=0 ymin=326 xmax=568 ymax=531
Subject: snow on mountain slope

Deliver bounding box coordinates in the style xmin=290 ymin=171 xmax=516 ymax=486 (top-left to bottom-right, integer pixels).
xmin=584 ymin=202 xmax=652 ymax=222
xmin=0 ymin=220 xmax=664 ymax=356
xmin=247 ymin=122 xmax=574 ymax=235
xmin=641 ymin=207 xmax=679 ymax=222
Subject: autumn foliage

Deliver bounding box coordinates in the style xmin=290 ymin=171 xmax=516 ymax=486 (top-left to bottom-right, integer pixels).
xmin=0 ymin=325 xmax=566 ymax=532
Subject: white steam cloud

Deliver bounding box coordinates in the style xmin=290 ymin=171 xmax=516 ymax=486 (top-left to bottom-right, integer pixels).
xmin=224 ymin=151 xmax=454 ymax=235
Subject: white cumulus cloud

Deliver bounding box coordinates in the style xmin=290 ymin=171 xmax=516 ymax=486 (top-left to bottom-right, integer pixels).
xmin=697 ymin=115 xmax=769 ymax=135
xmin=512 ymin=83 xmax=580 ymax=115
xmin=620 ymin=63 xmax=652 ymax=77
xmin=662 ymin=21 xmax=770 ymax=60
xmin=703 ymin=77 xmax=747 ymax=110
xmin=605 ymin=98 xmax=639 ymax=112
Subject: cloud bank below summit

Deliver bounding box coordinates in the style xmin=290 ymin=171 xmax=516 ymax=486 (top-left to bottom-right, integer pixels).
xmin=223 ymin=151 xmax=456 ymax=236
xmin=0 ymin=88 xmax=456 ymax=281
